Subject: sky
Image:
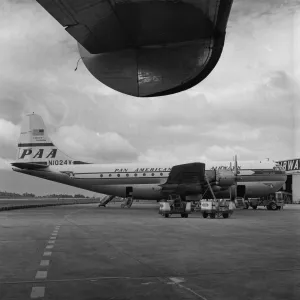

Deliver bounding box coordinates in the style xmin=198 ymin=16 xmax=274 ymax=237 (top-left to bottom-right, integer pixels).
xmin=0 ymin=0 xmax=299 ymax=196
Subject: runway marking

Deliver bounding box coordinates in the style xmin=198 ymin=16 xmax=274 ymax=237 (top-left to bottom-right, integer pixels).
xmin=50 ymin=237 xmax=56 ymax=240
xmin=40 ymin=260 xmax=50 ymax=267
xmin=48 ymin=240 xmax=55 ymax=244
xmin=46 ymin=245 xmax=54 ymax=249
xmin=168 ymin=277 xmax=208 ymax=300
xmin=43 ymin=251 xmax=52 ymax=256
xmin=35 ymin=271 xmax=48 ymax=279
xmin=30 ymin=286 xmax=45 ymax=298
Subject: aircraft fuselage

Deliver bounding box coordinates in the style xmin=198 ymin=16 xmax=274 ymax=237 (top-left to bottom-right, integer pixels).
xmin=13 ymin=162 xmax=287 ymax=200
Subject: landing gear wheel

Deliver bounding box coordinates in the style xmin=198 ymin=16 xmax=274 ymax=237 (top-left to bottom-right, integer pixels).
xmin=181 ymin=214 xmax=185 ymax=218
xmin=270 ymin=202 xmax=277 ymax=210
xmin=202 ymin=212 xmax=208 ymax=218
xmin=223 ymin=213 xmax=229 ymax=218
xmin=185 ymin=214 xmax=189 ymax=218
xmin=252 ymin=205 xmax=257 ymax=210
xmin=164 ymin=214 xmax=169 ymax=218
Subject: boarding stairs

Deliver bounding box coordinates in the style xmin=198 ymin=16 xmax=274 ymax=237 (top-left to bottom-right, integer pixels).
xmin=99 ymin=195 xmax=115 ymax=207
xmin=121 ymin=197 xmax=134 ymax=208
xmin=234 ymin=197 xmax=245 ymax=209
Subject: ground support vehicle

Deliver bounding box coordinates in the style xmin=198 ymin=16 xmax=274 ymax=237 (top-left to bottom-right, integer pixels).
xmin=200 ymin=199 xmax=235 ymax=219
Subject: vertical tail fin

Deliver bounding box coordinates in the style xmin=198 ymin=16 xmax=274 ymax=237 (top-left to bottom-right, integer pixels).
xmin=15 ymin=113 xmax=76 ymax=166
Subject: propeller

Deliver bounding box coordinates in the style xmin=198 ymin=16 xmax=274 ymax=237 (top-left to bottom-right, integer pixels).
xmin=230 ymin=154 xmax=239 ymax=201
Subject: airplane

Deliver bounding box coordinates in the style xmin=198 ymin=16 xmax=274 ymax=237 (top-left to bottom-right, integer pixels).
xmin=35 ymin=0 xmax=234 ymax=97
xmin=11 ymin=114 xmax=287 ymax=208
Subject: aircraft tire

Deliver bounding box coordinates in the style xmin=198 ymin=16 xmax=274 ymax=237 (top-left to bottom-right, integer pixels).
xmin=271 ymin=202 xmax=277 ymax=210
xmin=223 ymin=213 xmax=229 ymax=218
xmin=252 ymin=205 xmax=257 ymax=210
xmin=202 ymin=212 xmax=208 ymax=218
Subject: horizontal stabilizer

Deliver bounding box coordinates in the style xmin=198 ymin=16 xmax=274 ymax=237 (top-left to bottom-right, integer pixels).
xmin=11 ymin=162 xmax=49 ymax=170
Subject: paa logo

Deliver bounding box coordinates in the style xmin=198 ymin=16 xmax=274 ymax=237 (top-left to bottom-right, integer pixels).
xmin=19 ymin=149 xmax=57 ymax=159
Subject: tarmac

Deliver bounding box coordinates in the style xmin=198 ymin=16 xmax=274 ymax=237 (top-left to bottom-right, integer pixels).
xmin=0 ymin=202 xmax=299 ymax=300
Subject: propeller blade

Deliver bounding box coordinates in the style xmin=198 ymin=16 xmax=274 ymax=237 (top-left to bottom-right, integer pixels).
xmin=234 ymin=154 xmax=238 ymax=177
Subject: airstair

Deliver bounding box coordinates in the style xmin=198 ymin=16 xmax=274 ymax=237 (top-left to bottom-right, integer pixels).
xmin=121 ymin=197 xmax=134 ymax=208
xmin=235 ymin=197 xmax=245 ymax=209
xmin=98 ymin=195 xmax=115 ymax=207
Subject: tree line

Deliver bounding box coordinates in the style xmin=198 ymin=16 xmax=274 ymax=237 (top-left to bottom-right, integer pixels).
xmin=0 ymin=191 xmax=88 ymax=198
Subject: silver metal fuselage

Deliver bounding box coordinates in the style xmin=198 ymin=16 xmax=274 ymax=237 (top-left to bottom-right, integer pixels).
xmin=13 ymin=162 xmax=287 ymax=200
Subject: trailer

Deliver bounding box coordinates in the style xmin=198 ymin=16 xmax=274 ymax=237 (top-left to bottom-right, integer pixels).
xmin=244 ymin=191 xmax=285 ymax=210
xmin=200 ymin=199 xmax=235 ymax=219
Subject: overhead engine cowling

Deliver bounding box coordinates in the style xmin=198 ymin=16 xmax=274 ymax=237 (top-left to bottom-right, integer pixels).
xmin=76 ymin=0 xmax=233 ymax=97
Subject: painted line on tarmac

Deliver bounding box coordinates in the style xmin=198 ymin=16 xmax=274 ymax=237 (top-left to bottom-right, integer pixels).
xmin=35 ymin=271 xmax=48 ymax=280
xmin=168 ymin=277 xmax=208 ymax=300
xmin=40 ymin=260 xmax=50 ymax=267
xmin=30 ymin=286 xmax=45 ymax=298
xmin=31 ymin=225 xmax=61 ymax=298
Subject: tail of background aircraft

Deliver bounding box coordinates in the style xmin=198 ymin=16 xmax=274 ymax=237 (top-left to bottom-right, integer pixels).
xmin=13 ymin=113 xmax=89 ymax=168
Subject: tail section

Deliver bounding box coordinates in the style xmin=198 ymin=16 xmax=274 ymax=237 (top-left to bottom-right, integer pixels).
xmin=14 ymin=113 xmax=88 ymax=167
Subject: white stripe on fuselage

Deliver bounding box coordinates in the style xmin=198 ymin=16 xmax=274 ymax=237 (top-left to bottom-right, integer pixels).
xmin=49 ymin=160 xmax=278 ymax=174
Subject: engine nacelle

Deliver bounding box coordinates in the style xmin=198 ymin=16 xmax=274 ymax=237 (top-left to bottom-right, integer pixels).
xmin=216 ymin=170 xmax=236 ymax=187
xmin=77 ymin=0 xmax=234 ymax=97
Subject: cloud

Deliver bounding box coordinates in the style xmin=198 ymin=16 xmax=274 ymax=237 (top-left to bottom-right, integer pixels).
xmin=0 ymin=157 xmax=13 ymax=170
xmin=52 ymin=125 xmax=138 ymax=163
xmin=0 ymin=119 xmax=20 ymax=145
xmin=0 ymin=0 xmax=299 ymax=194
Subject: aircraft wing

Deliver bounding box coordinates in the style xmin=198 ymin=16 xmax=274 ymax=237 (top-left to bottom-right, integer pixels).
xmin=160 ymin=162 xmax=206 ymax=196
xmin=36 ymin=0 xmax=232 ymax=54
xmin=36 ymin=0 xmax=129 ymax=54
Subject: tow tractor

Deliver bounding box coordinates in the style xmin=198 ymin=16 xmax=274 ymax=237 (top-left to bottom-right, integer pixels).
xmin=159 ymin=195 xmax=192 ymax=218
xmin=244 ymin=191 xmax=285 ymax=210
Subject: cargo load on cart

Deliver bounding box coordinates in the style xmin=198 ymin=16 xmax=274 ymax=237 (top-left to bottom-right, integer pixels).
xmin=200 ymin=199 xmax=235 ymax=219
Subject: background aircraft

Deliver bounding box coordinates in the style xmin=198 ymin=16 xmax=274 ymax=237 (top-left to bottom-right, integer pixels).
xmin=35 ymin=0 xmax=234 ymax=97
xmin=11 ymin=114 xmax=286 ymax=206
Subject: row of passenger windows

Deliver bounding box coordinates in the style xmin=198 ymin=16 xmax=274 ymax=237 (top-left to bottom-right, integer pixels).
xmin=99 ymin=172 xmax=169 ymax=178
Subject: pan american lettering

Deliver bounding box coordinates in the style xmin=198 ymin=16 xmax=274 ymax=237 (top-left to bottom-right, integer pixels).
xmin=114 ymin=168 xmax=172 ymax=173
